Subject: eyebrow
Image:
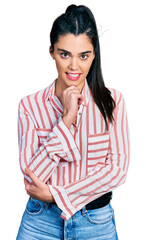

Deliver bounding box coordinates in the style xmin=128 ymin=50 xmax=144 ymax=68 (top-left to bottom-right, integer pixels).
xmin=57 ymin=48 xmax=92 ymax=54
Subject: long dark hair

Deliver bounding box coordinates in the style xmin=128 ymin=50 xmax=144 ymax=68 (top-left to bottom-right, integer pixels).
xmin=50 ymin=4 xmax=116 ymax=130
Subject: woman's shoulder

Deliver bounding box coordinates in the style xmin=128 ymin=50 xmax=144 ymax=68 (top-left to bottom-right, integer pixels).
xmin=107 ymin=87 xmax=125 ymax=105
xmin=18 ymin=84 xmax=51 ymax=111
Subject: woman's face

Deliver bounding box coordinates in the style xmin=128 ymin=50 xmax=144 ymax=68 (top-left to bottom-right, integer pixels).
xmin=50 ymin=33 xmax=95 ymax=93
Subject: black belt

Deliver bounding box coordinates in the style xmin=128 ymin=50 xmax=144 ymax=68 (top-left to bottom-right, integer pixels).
xmin=85 ymin=192 xmax=112 ymax=210
xmin=52 ymin=192 xmax=112 ymax=210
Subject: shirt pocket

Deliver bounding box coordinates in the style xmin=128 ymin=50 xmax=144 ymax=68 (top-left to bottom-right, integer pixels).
xmin=87 ymin=132 xmax=110 ymax=172
xmin=36 ymin=128 xmax=52 ymax=146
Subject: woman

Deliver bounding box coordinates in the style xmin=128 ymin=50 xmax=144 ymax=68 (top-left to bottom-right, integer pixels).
xmin=16 ymin=4 xmax=130 ymax=240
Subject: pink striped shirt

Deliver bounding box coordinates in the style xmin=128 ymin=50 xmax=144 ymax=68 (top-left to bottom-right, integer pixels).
xmin=18 ymin=78 xmax=130 ymax=220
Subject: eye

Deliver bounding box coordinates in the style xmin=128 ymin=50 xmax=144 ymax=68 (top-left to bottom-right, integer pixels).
xmin=80 ymin=54 xmax=88 ymax=60
xmin=60 ymin=53 xmax=69 ymax=59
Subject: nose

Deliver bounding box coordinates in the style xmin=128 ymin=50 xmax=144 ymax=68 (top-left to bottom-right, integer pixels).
xmin=69 ymin=57 xmax=79 ymax=71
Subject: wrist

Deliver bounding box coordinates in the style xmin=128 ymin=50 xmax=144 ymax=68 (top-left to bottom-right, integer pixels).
xmin=62 ymin=114 xmax=73 ymax=129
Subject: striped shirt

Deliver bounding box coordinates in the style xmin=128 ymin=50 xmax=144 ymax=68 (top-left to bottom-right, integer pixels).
xmin=18 ymin=78 xmax=130 ymax=220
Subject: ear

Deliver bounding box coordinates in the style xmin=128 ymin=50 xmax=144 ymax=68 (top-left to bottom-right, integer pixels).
xmin=49 ymin=46 xmax=54 ymax=59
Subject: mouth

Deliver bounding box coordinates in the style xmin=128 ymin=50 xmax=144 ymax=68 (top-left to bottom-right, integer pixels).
xmin=66 ymin=72 xmax=82 ymax=80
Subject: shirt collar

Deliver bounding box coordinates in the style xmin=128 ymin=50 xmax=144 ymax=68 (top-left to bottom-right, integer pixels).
xmin=45 ymin=78 xmax=90 ymax=114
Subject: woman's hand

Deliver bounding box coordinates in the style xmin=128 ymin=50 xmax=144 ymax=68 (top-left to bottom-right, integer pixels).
xmin=60 ymin=86 xmax=84 ymax=128
xmin=24 ymin=168 xmax=55 ymax=203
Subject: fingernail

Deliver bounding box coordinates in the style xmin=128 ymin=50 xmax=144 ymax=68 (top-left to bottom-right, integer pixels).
xmin=25 ymin=167 xmax=29 ymax=172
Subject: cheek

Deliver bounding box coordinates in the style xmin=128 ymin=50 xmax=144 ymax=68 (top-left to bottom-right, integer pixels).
xmin=55 ymin=62 xmax=63 ymax=73
xmin=83 ymin=61 xmax=93 ymax=73
xmin=55 ymin=60 xmax=67 ymax=73
xmin=87 ymin=59 xmax=94 ymax=70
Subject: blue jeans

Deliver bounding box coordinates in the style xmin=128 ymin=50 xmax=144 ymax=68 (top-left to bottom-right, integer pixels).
xmin=16 ymin=197 xmax=118 ymax=239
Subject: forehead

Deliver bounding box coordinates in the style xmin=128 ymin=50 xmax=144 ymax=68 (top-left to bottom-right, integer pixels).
xmin=55 ymin=33 xmax=93 ymax=52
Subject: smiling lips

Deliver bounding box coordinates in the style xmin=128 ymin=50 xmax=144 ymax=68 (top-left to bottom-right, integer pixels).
xmin=66 ymin=72 xmax=82 ymax=80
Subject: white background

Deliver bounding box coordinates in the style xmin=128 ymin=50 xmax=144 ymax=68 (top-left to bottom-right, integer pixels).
xmin=0 ymin=0 xmax=146 ymax=239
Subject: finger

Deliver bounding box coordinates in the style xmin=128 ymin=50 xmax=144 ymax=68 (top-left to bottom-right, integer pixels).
xmin=24 ymin=177 xmax=31 ymax=189
xmin=78 ymin=97 xmax=84 ymax=105
xmin=25 ymin=180 xmax=36 ymax=193
xmin=25 ymin=168 xmax=40 ymax=186
xmin=64 ymin=89 xmax=80 ymax=95
xmin=27 ymin=192 xmax=40 ymax=201
xmin=70 ymin=92 xmax=84 ymax=101
xmin=24 ymin=177 xmax=35 ymax=188
xmin=24 ymin=177 xmax=28 ymax=186
xmin=66 ymin=85 xmax=80 ymax=90
xmin=26 ymin=190 xmax=33 ymax=197
xmin=26 ymin=189 xmax=39 ymax=200
xmin=64 ymin=86 xmax=80 ymax=93
xmin=26 ymin=184 xmax=36 ymax=194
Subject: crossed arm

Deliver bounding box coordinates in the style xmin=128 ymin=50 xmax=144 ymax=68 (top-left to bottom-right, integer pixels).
xmin=18 ymin=91 xmax=130 ymax=220
xmin=18 ymin=97 xmax=81 ymax=201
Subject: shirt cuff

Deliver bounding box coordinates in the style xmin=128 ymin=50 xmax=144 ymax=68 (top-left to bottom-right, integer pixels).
xmin=52 ymin=116 xmax=81 ymax=164
xmin=49 ymin=185 xmax=77 ymax=220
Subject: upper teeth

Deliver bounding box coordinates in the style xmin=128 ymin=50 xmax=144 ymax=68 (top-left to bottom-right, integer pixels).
xmin=68 ymin=73 xmax=80 ymax=77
